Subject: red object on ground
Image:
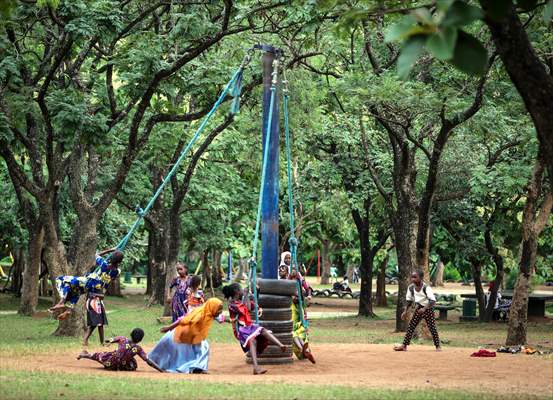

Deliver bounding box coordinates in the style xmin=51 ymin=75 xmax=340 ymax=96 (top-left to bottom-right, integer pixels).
xmin=471 ymin=349 xmax=497 ymax=357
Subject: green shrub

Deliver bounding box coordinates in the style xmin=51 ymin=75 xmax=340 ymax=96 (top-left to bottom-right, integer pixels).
xmin=444 ymin=264 xmax=462 ymax=282
xmin=505 ymin=268 xmax=544 ymax=291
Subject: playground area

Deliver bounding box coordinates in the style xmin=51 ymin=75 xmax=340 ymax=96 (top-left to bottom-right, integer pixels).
xmin=1 ymin=290 xmax=552 ymax=399
xmin=2 ymin=1 xmax=553 ymax=399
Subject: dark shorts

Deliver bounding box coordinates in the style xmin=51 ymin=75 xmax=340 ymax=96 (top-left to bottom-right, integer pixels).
xmin=86 ymin=295 xmax=108 ymax=327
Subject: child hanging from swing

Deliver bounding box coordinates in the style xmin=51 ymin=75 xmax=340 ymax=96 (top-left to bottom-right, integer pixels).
xmin=394 ymin=270 xmax=441 ymax=352
xmin=78 ymin=328 xmax=164 ymax=372
xmin=222 ymin=283 xmax=287 ymax=375
xmin=49 ymin=248 xmax=124 ymax=320
xmin=289 ymin=270 xmax=315 ymax=363
xmin=49 ymin=275 xmax=87 ymax=320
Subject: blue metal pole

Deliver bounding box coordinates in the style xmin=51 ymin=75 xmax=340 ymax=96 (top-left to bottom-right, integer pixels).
xmin=260 ymin=45 xmax=281 ymax=279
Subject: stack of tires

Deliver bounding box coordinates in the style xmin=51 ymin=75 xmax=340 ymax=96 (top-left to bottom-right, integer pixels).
xmin=246 ymin=278 xmax=296 ymax=365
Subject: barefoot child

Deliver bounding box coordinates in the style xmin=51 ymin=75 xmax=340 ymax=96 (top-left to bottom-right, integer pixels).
xmin=49 ymin=248 xmax=124 ymax=320
xmin=394 ymin=270 xmax=441 ymax=352
xmin=78 ymin=328 xmax=163 ymax=372
xmin=289 ymin=270 xmax=315 ymax=363
xmin=149 ymin=298 xmax=224 ymax=373
xmin=167 ymin=263 xmax=190 ymax=322
xmin=83 ymin=291 xmax=107 ymax=346
xmin=85 ymin=249 xmax=124 ymax=293
xmin=222 ymin=283 xmax=287 ymax=375
xmin=185 ymin=275 xmax=205 ymax=313
xmin=49 ymin=275 xmax=87 ymax=319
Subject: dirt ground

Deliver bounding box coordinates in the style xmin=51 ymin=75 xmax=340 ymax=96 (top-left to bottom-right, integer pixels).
xmin=4 ymin=343 xmax=552 ymax=396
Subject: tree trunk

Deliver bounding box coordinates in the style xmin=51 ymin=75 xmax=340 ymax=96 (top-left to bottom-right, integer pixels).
xmin=481 ymin=1 xmax=553 ymax=184
xmin=11 ymin=247 xmax=25 ymax=295
xmin=506 ymin=159 xmax=552 ymax=345
xmin=212 ymin=250 xmax=223 ymax=288
xmin=346 ymin=265 xmax=354 ymax=281
xmin=106 ymin=277 xmax=122 ymax=297
xmin=376 ymin=254 xmax=388 ymax=307
xmin=18 ymin=225 xmax=44 ymax=315
xmin=432 ymin=260 xmax=445 ymax=287
xmin=392 ymin=206 xmax=418 ymax=332
xmin=483 ymin=224 xmax=505 ymax=322
xmin=236 ymin=258 xmax=248 ymax=281
xmin=320 ymin=240 xmax=331 ymax=285
xmin=471 ymin=261 xmax=486 ymax=321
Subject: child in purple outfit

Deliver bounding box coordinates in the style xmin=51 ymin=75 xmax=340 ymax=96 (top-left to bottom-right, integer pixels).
xmin=167 ymin=263 xmax=190 ymax=322
xmin=78 ymin=328 xmax=163 ymax=372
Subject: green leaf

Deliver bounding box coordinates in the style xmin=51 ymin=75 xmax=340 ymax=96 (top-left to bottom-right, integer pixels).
xmin=397 ymin=35 xmax=426 ymax=79
xmin=450 ymin=31 xmax=488 ymax=76
xmin=426 ymin=27 xmax=458 ymax=60
xmin=544 ymin=0 xmax=553 ymax=22
xmin=385 ymin=15 xmax=417 ymax=42
xmin=442 ymin=0 xmax=484 ymax=27
xmin=412 ymin=8 xmax=433 ymax=24
xmin=437 ymin=0 xmax=455 ymax=12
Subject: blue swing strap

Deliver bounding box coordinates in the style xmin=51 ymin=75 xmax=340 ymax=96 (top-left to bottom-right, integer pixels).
xmin=113 ymin=52 xmax=253 ymax=255
xmin=282 ymin=68 xmax=307 ymax=329
xmin=247 ymin=57 xmax=279 ymax=324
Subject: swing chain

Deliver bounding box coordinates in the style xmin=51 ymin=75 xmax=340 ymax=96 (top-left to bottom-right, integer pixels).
xmin=240 ymin=46 xmax=255 ymax=70
xmin=281 ymin=64 xmax=289 ymax=95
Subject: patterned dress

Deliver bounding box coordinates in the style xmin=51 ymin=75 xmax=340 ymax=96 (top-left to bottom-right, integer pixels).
xmin=186 ymin=288 xmax=205 ymax=313
xmin=55 ymin=276 xmax=86 ymax=306
xmin=170 ymin=276 xmax=190 ymax=322
xmin=228 ymin=299 xmax=268 ymax=355
xmin=91 ymin=336 xmax=148 ymax=371
xmin=85 ymin=256 xmax=120 ymax=293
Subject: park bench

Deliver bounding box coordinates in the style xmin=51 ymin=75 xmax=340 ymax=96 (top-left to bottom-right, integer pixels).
xmin=461 ymin=293 xmax=553 ymax=318
xmin=434 ymin=304 xmax=456 ymax=321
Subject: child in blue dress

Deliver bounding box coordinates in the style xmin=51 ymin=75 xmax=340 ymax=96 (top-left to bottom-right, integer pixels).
xmin=49 ymin=248 xmax=123 ymax=320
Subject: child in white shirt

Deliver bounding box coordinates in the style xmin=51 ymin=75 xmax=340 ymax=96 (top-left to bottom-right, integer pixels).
xmin=394 ymin=270 xmax=441 ymax=352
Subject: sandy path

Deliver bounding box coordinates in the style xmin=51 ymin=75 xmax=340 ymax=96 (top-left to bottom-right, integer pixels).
xmin=3 ymin=343 xmax=552 ymax=396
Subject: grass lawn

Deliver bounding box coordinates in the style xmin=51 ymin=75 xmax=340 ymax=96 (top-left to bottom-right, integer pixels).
xmin=2 ymin=369 xmax=544 ymax=400
xmin=1 ymin=293 xmax=552 ymax=399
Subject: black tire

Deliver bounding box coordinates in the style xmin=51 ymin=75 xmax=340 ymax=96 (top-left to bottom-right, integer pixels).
xmin=343 ymin=292 xmax=353 ymax=299
xmin=258 ymin=279 xmax=297 ymax=296
xmin=260 ymin=308 xmax=292 ymax=321
xmin=311 ymin=289 xmax=321 ymax=297
xmin=260 ymin=320 xmax=293 ymax=333
xmin=274 ymin=332 xmax=293 ymax=345
xmin=258 ymin=294 xmax=292 ymax=308
xmin=246 ymin=357 xmax=294 ymax=365
xmin=323 ymin=289 xmax=331 ymax=297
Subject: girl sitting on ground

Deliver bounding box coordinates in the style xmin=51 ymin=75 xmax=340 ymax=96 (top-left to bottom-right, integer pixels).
xmin=78 ymin=328 xmax=164 ymax=372
xmin=222 ymin=283 xmax=287 ymax=375
xmin=148 ymin=298 xmax=224 ymax=374
xmin=394 ymin=270 xmax=441 ymax=352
